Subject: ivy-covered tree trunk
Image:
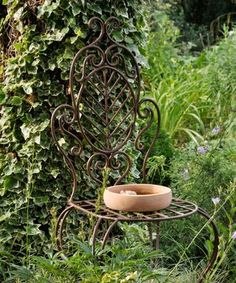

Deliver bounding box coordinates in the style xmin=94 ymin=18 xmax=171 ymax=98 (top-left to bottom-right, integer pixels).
xmin=0 ymin=0 xmax=144 ymax=275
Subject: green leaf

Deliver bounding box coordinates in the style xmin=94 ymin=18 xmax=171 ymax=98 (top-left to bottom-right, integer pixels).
xmin=3 ymin=176 xmax=19 ymax=192
xmin=50 ymin=168 xmax=60 ymax=178
xmin=0 ymin=88 xmax=6 ymax=104
xmin=13 ymin=7 xmax=24 ymax=21
xmin=0 ymin=211 xmax=11 ymax=222
xmin=44 ymin=27 xmax=69 ymax=41
xmin=20 ymin=124 xmax=31 ymax=140
xmin=87 ymin=3 xmax=102 ymax=15
xmin=25 ymin=225 xmax=42 ymax=236
xmin=71 ymin=2 xmax=81 ymax=16
xmin=10 ymin=96 xmax=22 ymax=106
xmin=113 ymin=30 xmax=123 ymax=42
xmin=22 ymin=84 xmax=33 ymax=95
xmin=33 ymin=196 xmax=49 ymax=206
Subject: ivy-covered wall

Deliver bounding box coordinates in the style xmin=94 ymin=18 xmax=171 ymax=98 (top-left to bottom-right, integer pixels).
xmin=0 ymin=0 xmax=144 ymax=264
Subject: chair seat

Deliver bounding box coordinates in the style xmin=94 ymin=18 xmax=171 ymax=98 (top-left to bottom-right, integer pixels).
xmin=69 ymin=198 xmax=198 ymax=222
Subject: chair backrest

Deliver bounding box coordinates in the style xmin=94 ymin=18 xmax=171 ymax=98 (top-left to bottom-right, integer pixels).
xmin=51 ymin=16 xmax=160 ymax=201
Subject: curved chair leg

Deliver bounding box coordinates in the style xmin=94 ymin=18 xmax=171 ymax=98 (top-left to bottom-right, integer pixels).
xmin=101 ymin=219 xmax=119 ymax=250
xmin=56 ymin=205 xmax=74 ymax=251
xmin=197 ymin=207 xmax=219 ymax=283
xmin=91 ymin=217 xmax=103 ymax=256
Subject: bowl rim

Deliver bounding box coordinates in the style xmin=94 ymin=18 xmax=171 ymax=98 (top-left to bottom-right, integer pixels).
xmin=105 ymin=184 xmax=171 ymax=197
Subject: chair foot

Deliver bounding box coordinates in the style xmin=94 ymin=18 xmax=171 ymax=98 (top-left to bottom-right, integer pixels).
xmin=91 ymin=217 xmax=103 ymax=255
xmin=56 ymin=205 xmax=74 ymax=252
xmin=101 ymin=219 xmax=119 ymax=249
xmin=197 ymin=207 xmax=219 ymax=283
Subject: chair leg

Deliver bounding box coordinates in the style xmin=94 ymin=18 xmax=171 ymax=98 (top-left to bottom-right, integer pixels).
xmin=101 ymin=219 xmax=119 ymax=250
xmin=56 ymin=205 xmax=74 ymax=252
xmin=197 ymin=207 xmax=219 ymax=283
xmin=91 ymin=217 xmax=103 ymax=256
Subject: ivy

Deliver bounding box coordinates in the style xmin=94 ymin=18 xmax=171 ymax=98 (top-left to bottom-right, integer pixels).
xmin=0 ymin=0 xmax=145 ymax=270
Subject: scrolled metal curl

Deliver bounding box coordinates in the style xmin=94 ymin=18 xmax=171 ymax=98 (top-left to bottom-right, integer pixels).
xmin=105 ymin=45 xmax=138 ymax=80
xmin=51 ymin=104 xmax=83 ymax=201
xmin=72 ymin=46 xmax=105 ymax=83
xmin=88 ymin=16 xmax=105 ymax=45
xmin=135 ymin=98 xmax=161 ymax=182
xmin=87 ymin=153 xmax=109 ymax=184
xmin=70 ymin=145 xmax=82 ymax=157
xmin=69 ymin=16 xmax=140 ymax=103
xmin=109 ymin=151 xmax=132 ymax=185
xmin=104 ymin=16 xmax=121 ymax=44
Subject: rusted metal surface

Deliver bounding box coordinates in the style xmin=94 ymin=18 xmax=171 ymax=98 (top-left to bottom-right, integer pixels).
xmin=51 ymin=16 xmax=219 ymax=283
xmin=69 ymin=198 xmax=198 ymax=222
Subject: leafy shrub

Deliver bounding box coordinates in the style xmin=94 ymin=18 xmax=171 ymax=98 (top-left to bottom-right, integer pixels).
xmin=143 ymin=9 xmax=236 ymax=144
xmin=169 ymin=136 xmax=236 ymax=209
xmin=143 ymin=10 xmax=207 ymax=143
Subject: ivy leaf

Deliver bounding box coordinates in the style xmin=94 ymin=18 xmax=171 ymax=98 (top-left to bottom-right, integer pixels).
xmin=50 ymin=168 xmax=60 ymax=178
xmin=63 ymin=47 xmax=74 ymax=59
xmin=0 ymin=88 xmax=6 ymax=104
xmin=87 ymin=3 xmax=102 ymax=15
xmin=13 ymin=7 xmax=24 ymax=21
xmin=0 ymin=211 xmax=11 ymax=222
xmin=3 ymin=176 xmax=20 ymax=194
xmin=22 ymin=84 xmax=33 ymax=95
xmin=25 ymin=225 xmax=42 ymax=236
xmin=44 ymin=27 xmax=69 ymax=42
xmin=10 ymin=96 xmax=22 ymax=106
xmin=113 ymin=30 xmax=123 ymax=42
xmin=34 ymin=135 xmax=41 ymax=144
xmin=20 ymin=124 xmax=31 ymax=140
xmin=71 ymin=2 xmax=81 ymax=16
xmin=117 ymin=7 xmax=129 ymax=18
xmin=33 ymin=196 xmax=49 ymax=206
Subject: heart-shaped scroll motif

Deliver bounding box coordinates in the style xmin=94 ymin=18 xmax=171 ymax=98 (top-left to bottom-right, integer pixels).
xmin=77 ymin=66 xmax=136 ymax=153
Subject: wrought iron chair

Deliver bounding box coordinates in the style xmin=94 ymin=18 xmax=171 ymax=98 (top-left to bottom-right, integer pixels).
xmin=51 ymin=16 xmax=219 ymax=282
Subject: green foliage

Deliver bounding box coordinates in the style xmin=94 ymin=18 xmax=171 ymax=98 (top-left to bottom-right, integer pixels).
xmin=195 ymin=28 xmax=236 ymax=132
xmin=206 ymin=182 xmax=236 ymax=282
xmin=143 ymin=11 xmax=206 ymax=143
xmin=146 ymin=129 xmax=175 ymax=185
xmin=143 ymin=9 xmax=236 ymax=144
xmin=6 ymin=229 xmax=199 ymax=283
xmin=169 ymin=136 xmax=236 ymax=210
xmin=0 ymin=0 xmax=145 ymax=274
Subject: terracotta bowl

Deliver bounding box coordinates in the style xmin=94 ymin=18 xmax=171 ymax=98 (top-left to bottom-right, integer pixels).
xmin=103 ymin=184 xmax=172 ymax=212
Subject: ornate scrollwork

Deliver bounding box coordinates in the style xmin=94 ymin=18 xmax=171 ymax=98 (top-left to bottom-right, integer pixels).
xmin=51 ymin=16 xmax=161 ymax=202
xmin=51 ymin=104 xmax=83 ymax=200
xmin=86 ymin=151 xmax=131 ymax=186
xmin=109 ymin=151 xmax=132 ymax=185
xmin=135 ymin=98 xmax=161 ymax=182
xmin=68 ymin=16 xmax=140 ymax=155
xmin=86 ymin=153 xmax=109 ymax=185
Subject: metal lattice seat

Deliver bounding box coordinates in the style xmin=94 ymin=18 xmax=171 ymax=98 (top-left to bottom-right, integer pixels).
xmin=51 ymin=16 xmax=219 ymax=283
xmin=71 ymin=198 xmax=198 ymax=221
